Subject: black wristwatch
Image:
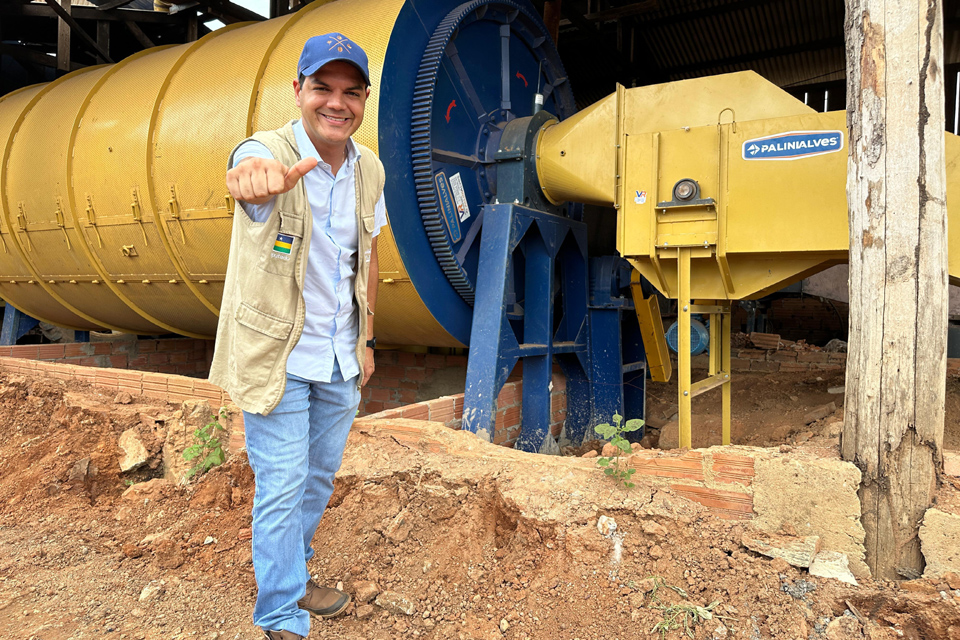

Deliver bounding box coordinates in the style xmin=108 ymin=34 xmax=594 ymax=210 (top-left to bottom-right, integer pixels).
xmin=366 ymin=337 xmax=376 ymax=349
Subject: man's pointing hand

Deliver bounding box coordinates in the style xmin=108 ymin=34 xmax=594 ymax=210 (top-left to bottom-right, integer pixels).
xmin=226 ymin=156 xmax=319 ymax=205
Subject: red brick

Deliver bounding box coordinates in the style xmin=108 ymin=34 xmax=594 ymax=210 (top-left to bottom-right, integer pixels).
xmin=147 ymin=353 xmax=169 ymax=365
xmin=37 ymin=344 xmax=65 ymax=360
xmin=193 ymin=381 xmax=223 ymax=403
xmin=550 ymin=374 xmax=566 ymax=392
xmin=109 ymin=355 xmax=127 ymax=368
xmin=778 ymin=362 xmax=809 ymax=372
xmin=169 ymin=352 xmax=188 ymax=364
xmin=447 ymin=355 xmax=467 ymax=367
xmin=629 ymin=452 xmax=705 ymax=482
xmin=375 ymin=350 xmax=397 ymax=365
xmin=770 ymin=351 xmax=798 ymax=362
xmin=737 ymin=349 xmax=765 ymax=360
xmin=399 ymin=380 xmax=418 ymax=390
xmin=405 ymin=367 xmax=427 ymax=381
xmin=157 ymin=340 xmax=180 ymax=352
xmin=382 ymin=401 xmax=402 ymax=410
xmin=814 ymin=364 xmax=843 ymax=371
xmin=671 ymin=484 xmax=753 ymax=520
xmin=395 ymin=388 xmax=415 ymax=404
xmin=378 ymin=377 xmax=400 ymax=389
xmin=497 ymin=383 xmax=518 ymax=407
xmin=91 ymin=343 xmax=111 ymax=355
xmin=369 ymin=387 xmax=391 ymax=402
xmin=11 ymin=345 xmax=39 ymax=360
xmin=454 ymin=395 xmax=464 ymax=417
xmin=79 ymin=357 xmax=99 ymax=367
xmin=401 ymin=402 xmax=429 ymax=420
xmin=711 ymin=452 xmax=755 ymax=486
xmin=493 ymin=426 xmax=509 ymax=445
xmin=363 ymin=401 xmax=383 ymax=414
xmin=730 ymin=358 xmax=752 ymax=371
xmin=828 ymin=353 xmax=847 ymax=363
xmin=797 ymin=351 xmax=828 ymax=363
xmin=136 ymin=341 xmax=158 ymax=353
xmin=750 ymin=361 xmax=779 ymax=372
xmin=63 ymin=343 xmax=91 ymax=357
xmin=551 ymin=393 xmax=566 ymax=414
xmin=424 ymin=354 xmax=447 ymax=369
xmin=360 ymin=386 xmax=372 ymax=399
xmin=376 ymin=365 xmax=403 ymax=379
xmin=157 ymin=364 xmax=178 ymax=374
xmin=501 ymin=405 xmax=520 ymax=428
xmin=95 ymin=369 xmax=120 ymax=391
xmin=429 ymin=400 xmax=455 ymax=423
xmin=396 ymin=351 xmax=418 ymax=366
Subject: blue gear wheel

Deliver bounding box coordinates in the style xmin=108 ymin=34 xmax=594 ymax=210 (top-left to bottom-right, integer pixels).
xmin=411 ymin=0 xmax=554 ymax=306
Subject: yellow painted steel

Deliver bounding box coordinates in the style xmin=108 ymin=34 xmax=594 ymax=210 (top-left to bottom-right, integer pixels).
xmin=630 ymin=275 xmax=671 ymax=383
xmin=538 ymin=70 xmax=960 ymax=447
xmin=0 ymin=0 xmax=458 ymax=345
xmin=0 ymin=85 xmax=93 ymax=331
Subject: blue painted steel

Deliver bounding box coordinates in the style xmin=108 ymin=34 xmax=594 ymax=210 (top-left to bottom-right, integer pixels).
xmin=587 ymin=257 xmax=647 ymax=443
xmin=0 ymin=304 xmax=39 ymax=345
xmin=462 ymin=203 xmax=590 ymax=452
xmin=666 ymin=318 xmax=710 ymax=355
xmin=75 ymin=331 xmax=90 ymax=343
xmin=379 ymin=0 xmax=575 ymax=342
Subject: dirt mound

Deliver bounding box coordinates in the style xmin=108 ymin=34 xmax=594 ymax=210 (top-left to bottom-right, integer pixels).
xmin=0 ymin=372 xmax=957 ymax=639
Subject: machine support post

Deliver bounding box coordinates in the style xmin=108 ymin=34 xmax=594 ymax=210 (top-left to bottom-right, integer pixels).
xmin=0 ymin=304 xmax=40 ymax=346
xmin=677 ymin=248 xmax=692 ymax=449
xmin=517 ymin=232 xmax=555 ymax=453
xmin=721 ymin=306 xmax=732 ymax=445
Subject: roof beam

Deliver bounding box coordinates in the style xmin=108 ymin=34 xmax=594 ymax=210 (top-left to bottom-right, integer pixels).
xmin=663 ymin=36 xmax=844 ymax=76
xmin=584 ymin=0 xmax=659 ymax=23
xmin=43 ymin=0 xmax=114 ymax=63
xmin=0 ymin=43 xmax=84 ymax=71
xmin=1 ymin=3 xmax=179 ymax=24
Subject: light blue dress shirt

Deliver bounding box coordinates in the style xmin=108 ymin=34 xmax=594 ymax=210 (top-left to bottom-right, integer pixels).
xmin=233 ymin=120 xmax=387 ymax=383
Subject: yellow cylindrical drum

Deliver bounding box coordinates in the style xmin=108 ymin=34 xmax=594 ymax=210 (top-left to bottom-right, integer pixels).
xmin=0 ymin=0 xmax=576 ymax=345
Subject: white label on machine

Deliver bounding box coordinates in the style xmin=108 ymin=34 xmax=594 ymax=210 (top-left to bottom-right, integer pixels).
xmin=742 ymin=130 xmax=844 ymax=161
xmin=449 ymin=172 xmax=471 ymax=222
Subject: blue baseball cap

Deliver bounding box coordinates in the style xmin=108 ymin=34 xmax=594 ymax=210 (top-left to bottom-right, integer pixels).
xmin=297 ymin=33 xmax=370 ymax=86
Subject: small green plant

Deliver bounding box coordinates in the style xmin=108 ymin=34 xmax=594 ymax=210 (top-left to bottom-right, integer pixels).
xmin=183 ymin=408 xmax=227 ymax=479
xmin=594 ymin=413 xmax=643 ymax=488
xmin=645 ymin=576 xmax=736 ymax=639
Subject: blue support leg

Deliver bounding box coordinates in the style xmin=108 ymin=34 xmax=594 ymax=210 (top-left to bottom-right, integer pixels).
xmin=463 ymin=205 xmax=521 ymax=442
xmin=1 ymin=304 xmax=40 ymax=346
xmin=516 ymin=229 xmax=555 ymax=453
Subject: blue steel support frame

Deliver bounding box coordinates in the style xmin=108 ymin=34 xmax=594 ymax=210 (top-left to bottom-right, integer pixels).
xmin=0 ymin=304 xmax=39 ymax=346
xmin=462 ymin=204 xmax=591 ymax=452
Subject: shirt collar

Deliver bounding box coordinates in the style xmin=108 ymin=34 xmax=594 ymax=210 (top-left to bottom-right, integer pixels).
xmin=293 ymin=119 xmax=360 ymax=170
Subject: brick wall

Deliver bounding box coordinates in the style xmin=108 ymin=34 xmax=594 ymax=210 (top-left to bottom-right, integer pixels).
xmin=359 ymin=351 xmax=468 ymax=415
xmin=729 ymin=297 xmax=848 ymax=345
xmin=696 ymin=348 xmax=849 ymax=373
xmin=362 ymin=370 xmax=568 ymax=449
xmin=0 ymin=339 xmax=213 ymax=377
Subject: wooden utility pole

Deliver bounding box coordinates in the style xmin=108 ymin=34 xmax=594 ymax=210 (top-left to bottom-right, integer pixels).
xmin=843 ymin=0 xmax=947 ymax=579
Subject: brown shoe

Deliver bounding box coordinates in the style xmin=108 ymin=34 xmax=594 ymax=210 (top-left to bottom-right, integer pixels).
xmin=297 ymin=579 xmax=351 ymax=619
xmin=263 ymin=631 xmax=303 ymax=640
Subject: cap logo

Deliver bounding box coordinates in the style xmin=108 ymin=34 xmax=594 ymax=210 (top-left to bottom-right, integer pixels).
xmin=327 ymin=34 xmax=354 ymax=54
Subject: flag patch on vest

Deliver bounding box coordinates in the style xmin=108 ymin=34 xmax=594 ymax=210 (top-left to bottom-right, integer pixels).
xmin=272 ymin=233 xmax=294 ymax=260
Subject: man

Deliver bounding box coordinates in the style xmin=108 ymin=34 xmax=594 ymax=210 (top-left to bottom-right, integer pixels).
xmin=209 ymin=33 xmax=386 ymax=640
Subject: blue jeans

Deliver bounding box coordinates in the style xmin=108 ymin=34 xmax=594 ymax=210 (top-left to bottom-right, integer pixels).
xmin=242 ymin=363 xmax=360 ymax=636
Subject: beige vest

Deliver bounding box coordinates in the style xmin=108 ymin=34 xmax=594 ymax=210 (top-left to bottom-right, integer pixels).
xmin=209 ymin=121 xmax=385 ymax=415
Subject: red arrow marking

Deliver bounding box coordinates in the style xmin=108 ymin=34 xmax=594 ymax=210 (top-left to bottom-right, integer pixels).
xmin=516 ymin=71 xmax=528 ymax=87
xmin=445 ymin=99 xmax=457 ymax=123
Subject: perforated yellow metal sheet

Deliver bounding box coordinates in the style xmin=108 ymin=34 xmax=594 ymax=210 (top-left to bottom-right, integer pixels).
xmin=6 ymin=66 xmax=163 ymax=334
xmin=0 ymin=85 xmax=95 ymax=329
xmin=0 ymin=0 xmax=457 ymax=344
xmin=72 ymin=44 xmax=215 ymax=338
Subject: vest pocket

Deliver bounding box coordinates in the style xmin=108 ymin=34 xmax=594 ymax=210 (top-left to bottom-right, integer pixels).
xmin=257 ymin=212 xmax=303 ymax=277
xmin=235 ymin=302 xmax=293 ymax=340
xmin=233 ymin=302 xmax=292 ymax=386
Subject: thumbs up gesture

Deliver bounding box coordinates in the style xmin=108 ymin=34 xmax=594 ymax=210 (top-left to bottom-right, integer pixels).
xmin=226 ymin=156 xmax=318 ymax=205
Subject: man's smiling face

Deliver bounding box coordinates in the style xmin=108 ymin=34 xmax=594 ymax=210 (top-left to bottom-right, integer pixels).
xmin=294 ymin=60 xmax=369 ymax=154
